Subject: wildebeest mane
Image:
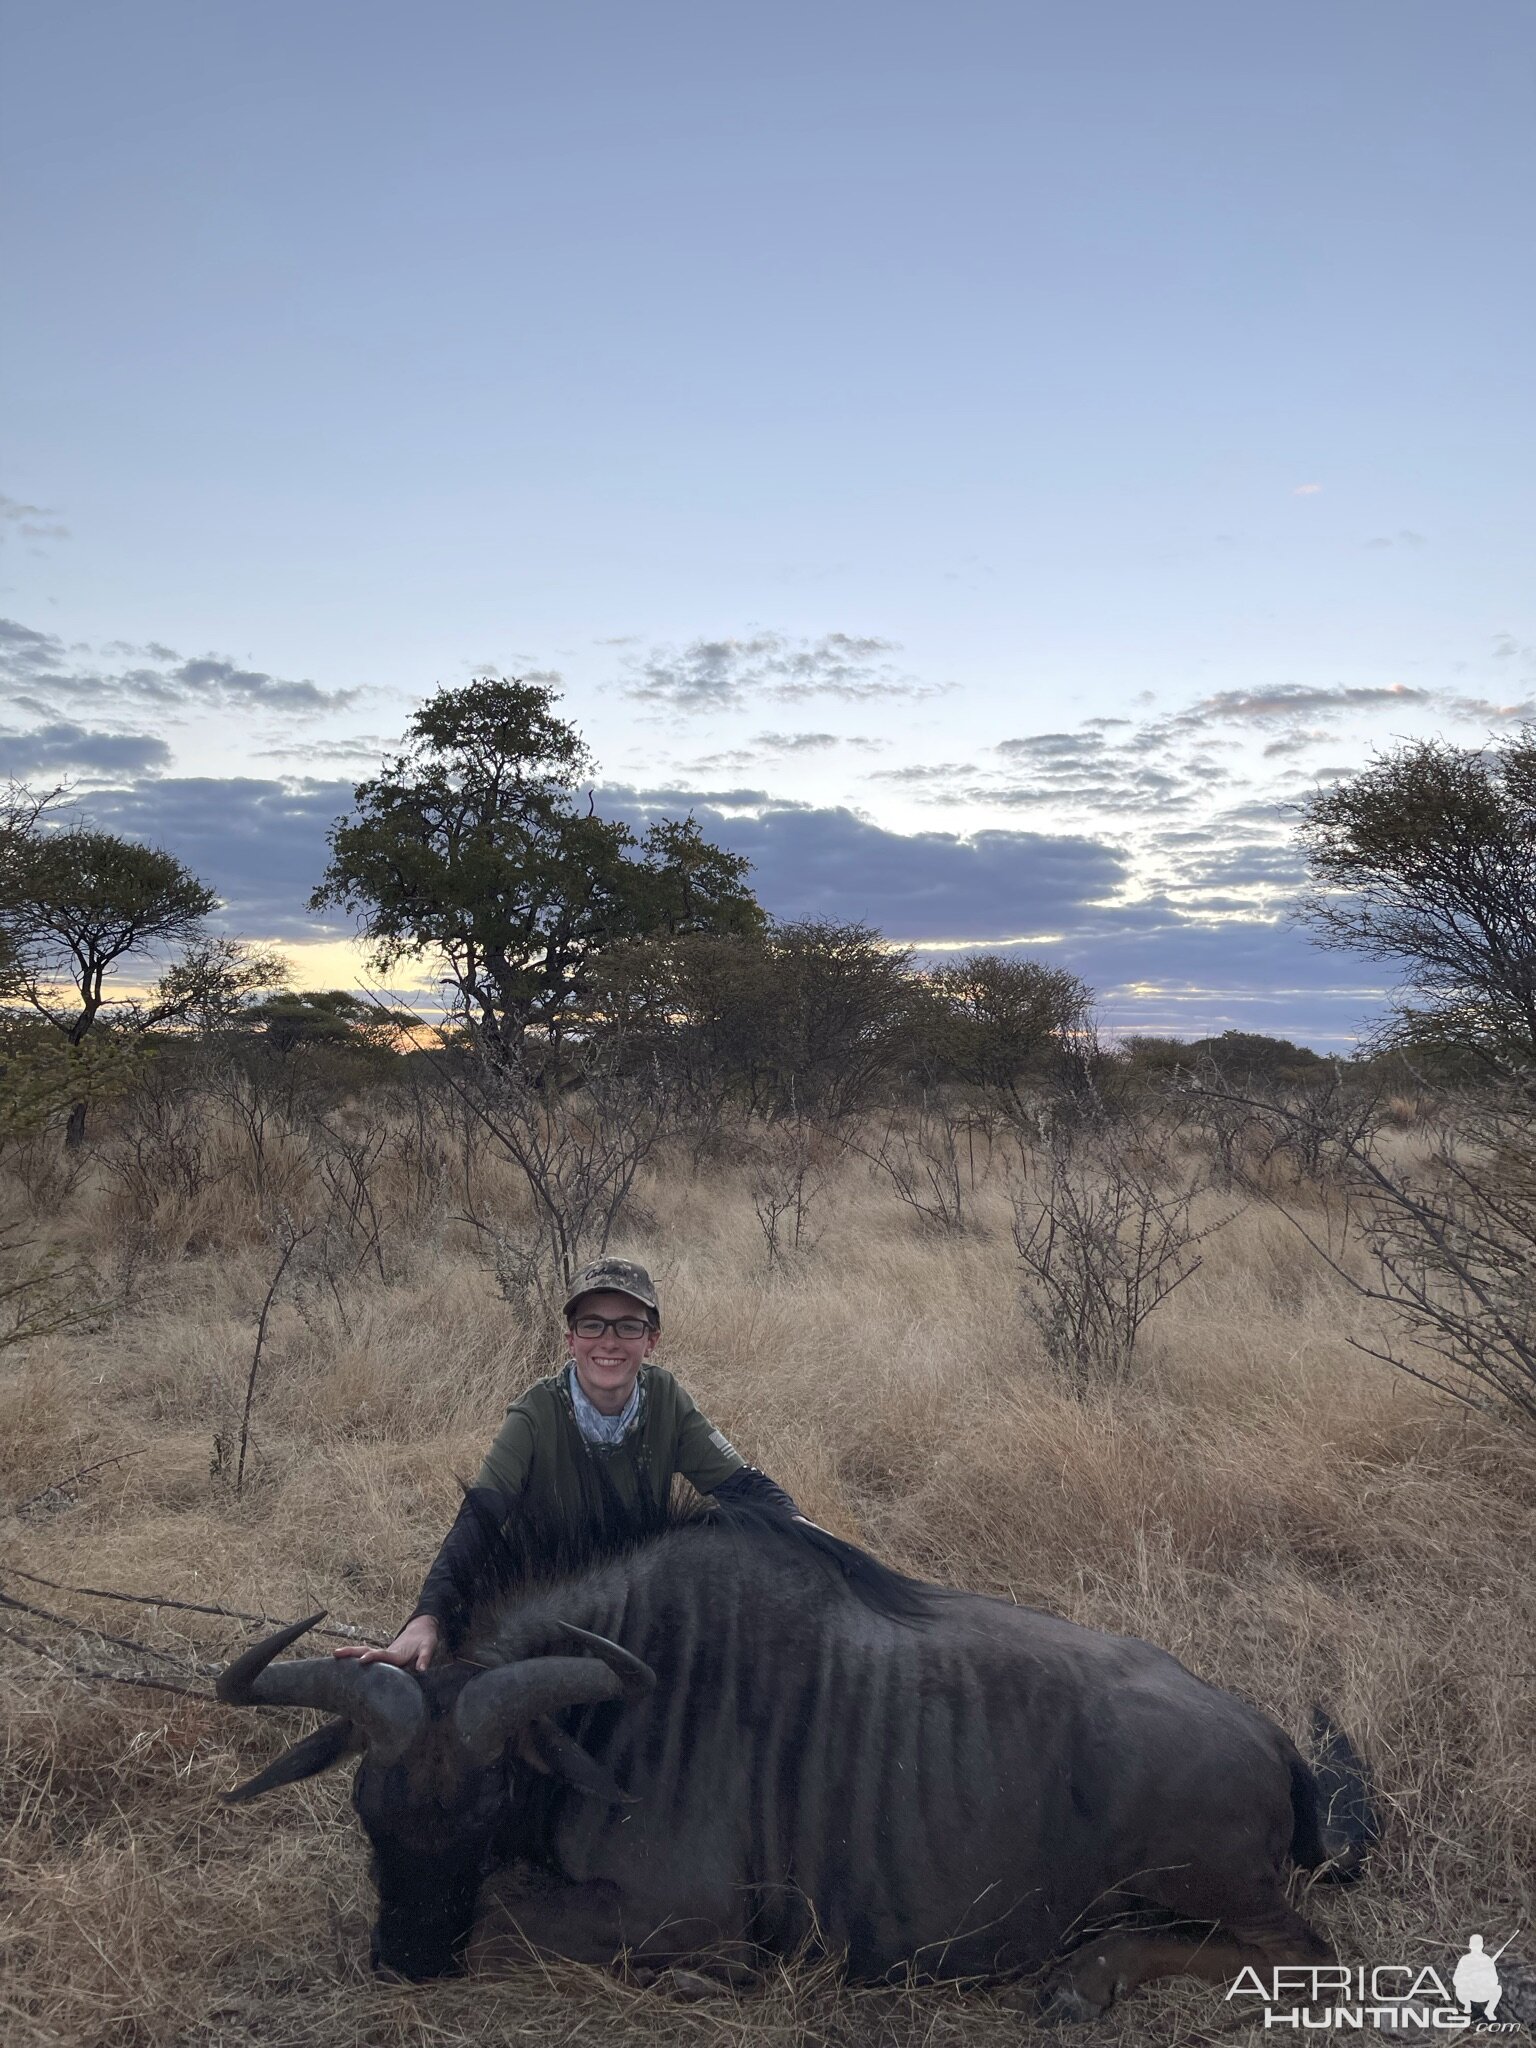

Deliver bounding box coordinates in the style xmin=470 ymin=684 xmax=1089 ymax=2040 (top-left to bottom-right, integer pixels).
xmin=705 ymin=1497 xmax=944 ymax=1626
xmin=451 ymin=1483 xmax=941 ymax=1638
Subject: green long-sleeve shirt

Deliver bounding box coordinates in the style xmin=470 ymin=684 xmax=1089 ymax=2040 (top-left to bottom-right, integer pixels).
xmin=411 ymin=1364 xmax=794 ymax=1635
xmin=473 ymin=1362 xmax=746 ymax=1529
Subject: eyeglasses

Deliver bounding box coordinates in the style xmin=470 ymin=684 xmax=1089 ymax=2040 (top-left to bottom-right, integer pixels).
xmin=570 ymin=1315 xmax=653 ymax=1340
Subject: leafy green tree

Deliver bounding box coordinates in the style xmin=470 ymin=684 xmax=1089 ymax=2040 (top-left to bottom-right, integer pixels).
xmin=243 ymin=988 xmax=387 ymax=1054
xmin=0 ymin=784 xmax=63 ymax=1004
xmin=310 ymin=677 xmax=762 ymax=1068
xmin=1296 ymin=730 xmax=1536 ymax=1065
xmin=1115 ymin=1031 xmax=1327 ymax=1090
xmin=614 ymin=921 xmax=914 ymax=1119
xmin=0 ymin=818 xmax=283 ymax=1141
xmin=915 ymin=954 xmax=1093 ymax=1109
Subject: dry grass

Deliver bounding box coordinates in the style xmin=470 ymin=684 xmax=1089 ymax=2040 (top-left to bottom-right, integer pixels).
xmin=2 ymin=1093 xmax=1534 ymax=2047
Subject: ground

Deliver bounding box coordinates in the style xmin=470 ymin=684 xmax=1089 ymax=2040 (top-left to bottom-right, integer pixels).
xmin=2 ymin=1090 xmax=1533 ymax=2045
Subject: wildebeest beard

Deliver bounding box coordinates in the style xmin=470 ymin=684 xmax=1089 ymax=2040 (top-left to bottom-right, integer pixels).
xmin=349 ymin=1664 xmax=520 ymax=1979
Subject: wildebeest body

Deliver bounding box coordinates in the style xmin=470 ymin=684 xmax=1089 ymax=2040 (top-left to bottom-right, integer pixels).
xmin=218 ymin=1509 xmax=1371 ymax=2004
xmin=462 ymin=1521 xmax=1310 ymax=1977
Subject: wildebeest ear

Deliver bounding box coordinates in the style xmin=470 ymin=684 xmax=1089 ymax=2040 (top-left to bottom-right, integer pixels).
xmin=515 ymin=1718 xmax=633 ymax=1804
xmin=222 ymin=1717 xmax=360 ymax=1804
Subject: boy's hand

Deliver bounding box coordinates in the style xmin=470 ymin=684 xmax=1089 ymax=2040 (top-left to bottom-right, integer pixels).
xmin=332 ymin=1614 xmax=440 ymax=1672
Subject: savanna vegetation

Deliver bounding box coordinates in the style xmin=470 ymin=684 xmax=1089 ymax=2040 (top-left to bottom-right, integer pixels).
xmin=3 ymin=704 xmax=1534 ymax=2047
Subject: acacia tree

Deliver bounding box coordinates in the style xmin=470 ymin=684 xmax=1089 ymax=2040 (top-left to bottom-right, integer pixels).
xmin=310 ymin=676 xmax=762 ymax=1070
xmin=917 ymin=954 xmax=1094 ymax=1112
xmin=1296 ymin=730 xmax=1536 ymax=1066
xmin=622 ymin=920 xmax=914 ymax=1119
xmin=0 ymin=816 xmax=283 ymax=1143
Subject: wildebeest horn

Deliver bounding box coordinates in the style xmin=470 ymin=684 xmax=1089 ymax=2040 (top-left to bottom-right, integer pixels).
xmin=216 ymin=1611 xmax=426 ymax=1764
xmin=454 ymin=1643 xmax=653 ymax=1766
xmin=555 ymin=1621 xmax=657 ymax=1699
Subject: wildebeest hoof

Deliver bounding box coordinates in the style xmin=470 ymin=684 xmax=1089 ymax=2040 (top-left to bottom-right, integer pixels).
xmin=1037 ymin=1982 xmax=1102 ymax=2024
xmin=1038 ymin=1958 xmax=1123 ymax=2022
xmin=659 ymin=1966 xmax=739 ymax=2001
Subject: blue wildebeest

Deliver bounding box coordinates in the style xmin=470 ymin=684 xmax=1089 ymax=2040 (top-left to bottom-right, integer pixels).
xmin=216 ymin=1506 xmax=1375 ymax=2012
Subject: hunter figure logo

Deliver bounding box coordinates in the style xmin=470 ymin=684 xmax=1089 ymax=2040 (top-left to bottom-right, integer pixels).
xmin=1226 ymin=1929 xmax=1524 ymax=2032
xmin=1453 ymin=1937 xmax=1504 ymax=2022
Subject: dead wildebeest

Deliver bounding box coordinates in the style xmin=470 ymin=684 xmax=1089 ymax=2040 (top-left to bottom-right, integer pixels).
xmin=216 ymin=1503 xmax=1375 ymax=2012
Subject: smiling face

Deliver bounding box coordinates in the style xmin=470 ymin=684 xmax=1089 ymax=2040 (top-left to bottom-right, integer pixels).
xmin=564 ymin=1289 xmax=659 ymax=1415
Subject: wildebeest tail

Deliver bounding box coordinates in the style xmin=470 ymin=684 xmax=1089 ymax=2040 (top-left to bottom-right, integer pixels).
xmin=1289 ymin=1705 xmax=1379 ymax=1883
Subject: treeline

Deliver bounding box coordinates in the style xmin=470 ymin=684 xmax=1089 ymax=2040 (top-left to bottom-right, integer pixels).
xmin=6 ymin=676 xmax=1536 ymax=1147
xmin=0 ymin=680 xmax=1093 ymax=1139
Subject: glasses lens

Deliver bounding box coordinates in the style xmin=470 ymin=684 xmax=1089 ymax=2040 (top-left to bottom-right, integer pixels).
xmin=613 ymin=1318 xmax=650 ymax=1338
xmin=573 ymin=1316 xmax=650 ymax=1339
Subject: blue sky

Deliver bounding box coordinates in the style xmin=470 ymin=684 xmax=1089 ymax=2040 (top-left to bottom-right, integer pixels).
xmin=2 ymin=0 xmax=1532 ymax=1044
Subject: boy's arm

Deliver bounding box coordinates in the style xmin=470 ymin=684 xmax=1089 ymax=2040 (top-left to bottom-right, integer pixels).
xmin=671 ymin=1379 xmax=800 ymax=1515
xmin=409 ymin=1485 xmax=513 ymax=1634
xmin=336 ymin=1411 xmax=535 ymax=1670
xmin=411 ymin=1409 xmax=537 ymax=1633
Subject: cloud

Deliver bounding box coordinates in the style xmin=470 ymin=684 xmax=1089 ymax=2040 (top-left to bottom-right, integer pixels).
xmin=972 ymin=765 xmax=1204 ymax=814
xmin=0 ymin=494 xmax=70 ymax=544
xmin=1292 ymin=483 xmax=1323 ymax=496
xmin=615 ymin=785 xmax=787 ymax=810
xmin=1364 ymin=530 xmax=1427 ymax=549
xmin=171 ymin=656 xmax=355 ymax=712
xmin=1490 ymin=635 xmax=1536 ymax=683
xmin=0 ymin=722 xmax=172 ymax=780
xmin=254 ymin=734 xmax=390 ymax=765
xmin=752 ymin=730 xmax=883 ymax=755
xmin=78 ymin=775 xmax=355 ymax=938
xmin=0 ymin=617 xmax=359 ymax=719
xmin=995 ymin=732 xmax=1107 ymax=762
xmin=1190 ymin=683 xmax=1431 ymax=723
xmin=682 ymin=730 xmax=887 ymax=771
xmin=1441 ymin=693 xmax=1536 ymax=723
xmin=0 ymin=618 xmax=68 ymax=681
xmin=676 ymin=750 xmax=759 ymax=771
xmin=868 ymin=761 xmax=977 ymax=784
xmin=621 ymin=631 xmax=948 ymax=711
xmin=599 ymin=785 xmax=1125 ymax=939
xmin=75 ymin=772 xmax=1128 ymax=951
xmin=1261 ymin=729 xmax=1330 ymax=758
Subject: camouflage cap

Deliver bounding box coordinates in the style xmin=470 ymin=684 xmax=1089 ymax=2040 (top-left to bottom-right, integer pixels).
xmin=563 ymin=1258 xmax=661 ymax=1324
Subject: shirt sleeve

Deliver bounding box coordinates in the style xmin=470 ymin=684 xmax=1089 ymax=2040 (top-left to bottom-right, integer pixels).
xmin=473 ymin=1405 xmax=537 ymax=1500
xmin=670 ymin=1377 xmax=749 ymax=1495
xmin=410 ymin=1487 xmax=505 ymax=1634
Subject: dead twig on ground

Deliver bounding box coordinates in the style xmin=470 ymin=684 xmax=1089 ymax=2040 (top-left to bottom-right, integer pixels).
xmin=0 ymin=1620 xmax=216 ymax=1701
xmin=0 ymin=1564 xmax=384 ymax=1642
xmin=235 ymin=1214 xmax=314 ymax=1497
xmin=0 ymin=1583 xmax=195 ymax=1666
xmin=11 ymin=1444 xmax=149 ymax=1513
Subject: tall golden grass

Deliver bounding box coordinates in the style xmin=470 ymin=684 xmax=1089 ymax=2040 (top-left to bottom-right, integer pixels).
xmin=2 ymin=1088 xmax=1533 ymax=2046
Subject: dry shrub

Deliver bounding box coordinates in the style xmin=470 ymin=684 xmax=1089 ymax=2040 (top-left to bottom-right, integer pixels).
xmin=1010 ymin=1135 xmax=1226 ymax=1390
xmin=1 ymin=1097 xmax=1533 ymax=2046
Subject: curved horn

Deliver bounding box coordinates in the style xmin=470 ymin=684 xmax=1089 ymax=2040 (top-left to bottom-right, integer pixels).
xmin=454 ymin=1656 xmax=629 ymax=1765
xmin=216 ymin=1612 xmax=425 ymax=1764
xmin=555 ymin=1621 xmax=657 ymax=1700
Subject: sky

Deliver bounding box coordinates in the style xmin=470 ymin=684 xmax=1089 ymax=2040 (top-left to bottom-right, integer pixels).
xmin=2 ymin=0 xmax=1533 ymax=1047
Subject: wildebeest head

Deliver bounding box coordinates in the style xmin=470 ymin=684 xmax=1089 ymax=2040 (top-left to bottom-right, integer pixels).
xmin=217 ymin=1614 xmax=654 ymax=1979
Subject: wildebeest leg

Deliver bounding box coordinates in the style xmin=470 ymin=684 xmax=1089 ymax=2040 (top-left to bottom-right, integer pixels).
xmin=479 ymin=1870 xmax=737 ymax=1970
xmin=476 ymin=1872 xmax=630 ymax=1965
xmin=628 ymin=1961 xmax=762 ymax=1999
xmin=1043 ymin=1904 xmax=1332 ymax=2020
